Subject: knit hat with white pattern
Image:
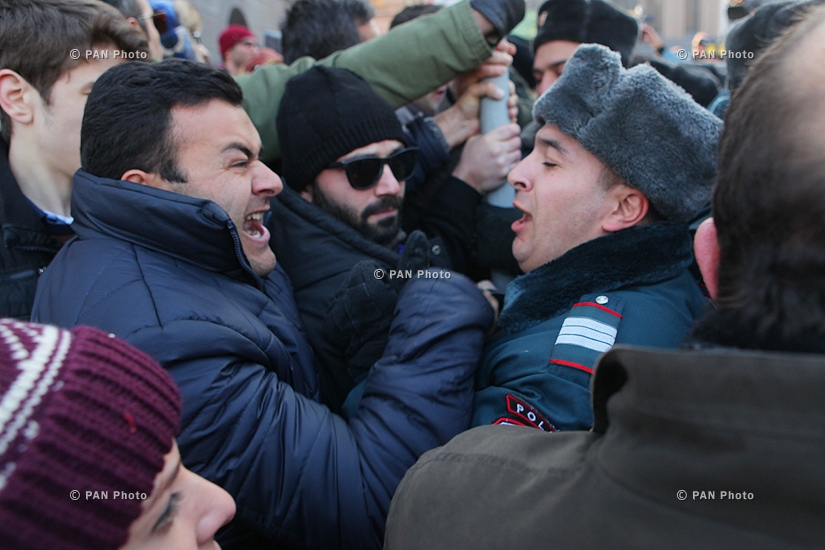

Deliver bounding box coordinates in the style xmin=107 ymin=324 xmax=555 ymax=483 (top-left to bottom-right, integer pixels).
xmin=0 ymin=319 xmax=181 ymax=550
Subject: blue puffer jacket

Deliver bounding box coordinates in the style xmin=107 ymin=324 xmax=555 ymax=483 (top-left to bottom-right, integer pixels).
xmin=473 ymin=223 xmax=709 ymax=431
xmin=32 ymin=171 xmax=493 ymax=550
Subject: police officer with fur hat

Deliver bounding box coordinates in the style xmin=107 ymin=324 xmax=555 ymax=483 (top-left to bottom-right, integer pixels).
xmin=471 ymin=44 xmax=721 ymax=432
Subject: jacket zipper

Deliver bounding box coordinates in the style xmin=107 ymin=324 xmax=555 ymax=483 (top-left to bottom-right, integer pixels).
xmin=225 ymin=220 xmax=263 ymax=288
xmin=0 ymin=266 xmax=45 ymax=283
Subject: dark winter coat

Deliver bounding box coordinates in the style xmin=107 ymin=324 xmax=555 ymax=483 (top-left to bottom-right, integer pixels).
xmin=400 ymin=111 xmax=452 ymax=196
xmin=32 ymin=170 xmax=492 ymax=550
xmin=0 ymin=142 xmax=62 ymax=319
xmin=386 ymin=340 xmax=825 ymax=549
xmin=267 ymin=186 xmax=450 ymax=411
xmin=473 ymin=223 xmax=708 ymax=430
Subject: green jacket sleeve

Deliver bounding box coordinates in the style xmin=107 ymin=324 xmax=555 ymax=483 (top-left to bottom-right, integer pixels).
xmin=237 ymin=0 xmax=493 ymax=165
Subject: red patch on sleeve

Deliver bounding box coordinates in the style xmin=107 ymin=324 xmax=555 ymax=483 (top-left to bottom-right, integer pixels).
xmin=503 ymin=394 xmax=556 ymax=432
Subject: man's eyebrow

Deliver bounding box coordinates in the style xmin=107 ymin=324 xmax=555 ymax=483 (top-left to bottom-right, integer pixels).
xmin=144 ymin=458 xmax=181 ymax=512
xmin=341 ymin=146 xmax=401 ymax=162
xmin=536 ymin=136 xmax=569 ymax=158
xmin=535 ymin=58 xmax=568 ymax=73
xmin=221 ymin=142 xmax=257 ymax=159
xmin=160 ymin=460 xmax=181 ymax=497
xmin=547 ymin=58 xmax=568 ymax=70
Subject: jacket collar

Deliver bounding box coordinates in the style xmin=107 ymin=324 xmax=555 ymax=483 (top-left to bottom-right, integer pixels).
xmin=593 ymin=345 xmax=825 ymax=432
xmin=71 ymin=169 xmax=262 ymax=287
xmin=497 ymin=222 xmax=694 ymax=336
xmin=589 ymin=345 xmax=825 ymax=507
xmin=0 ymin=140 xmax=61 ymax=252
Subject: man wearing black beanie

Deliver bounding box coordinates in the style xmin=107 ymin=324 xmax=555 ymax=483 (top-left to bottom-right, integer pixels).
xmin=276 ymin=67 xmax=410 ymax=243
xmin=532 ymin=0 xmax=639 ymax=95
xmin=269 ymin=66 xmax=480 ymax=414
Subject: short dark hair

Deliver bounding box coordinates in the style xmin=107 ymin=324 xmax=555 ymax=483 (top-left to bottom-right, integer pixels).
xmin=0 ymin=0 xmax=148 ymax=142
xmin=99 ymin=0 xmax=142 ymax=19
xmin=342 ymin=0 xmax=375 ymax=26
xmin=99 ymin=0 xmax=150 ymax=36
xmin=281 ymin=0 xmax=362 ymax=64
xmin=597 ymin=165 xmax=662 ymax=224
xmin=390 ymin=4 xmax=441 ymax=29
xmin=714 ymin=3 xmax=825 ymax=340
xmin=81 ymin=59 xmax=243 ymax=182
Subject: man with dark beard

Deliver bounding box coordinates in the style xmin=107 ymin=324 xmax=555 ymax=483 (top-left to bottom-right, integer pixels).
xmin=269 ymin=66 xmax=459 ymax=413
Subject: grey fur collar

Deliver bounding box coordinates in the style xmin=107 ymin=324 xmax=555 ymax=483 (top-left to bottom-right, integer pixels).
xmin=498 ymin=222 xmax=694 ymax=336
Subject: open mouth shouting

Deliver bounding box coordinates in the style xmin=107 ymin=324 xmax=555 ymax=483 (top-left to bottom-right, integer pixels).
xmin=242 ymin=211 xmax=270 ymax=242
xmin=511 ymin=201 xmax=532 ymax=234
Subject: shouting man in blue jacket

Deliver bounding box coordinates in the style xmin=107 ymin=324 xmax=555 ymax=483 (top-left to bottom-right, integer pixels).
xmin=32 ymin=60 xmax=493 ymax=550
xmin=472 ymin=44 xmax=721 ymax=432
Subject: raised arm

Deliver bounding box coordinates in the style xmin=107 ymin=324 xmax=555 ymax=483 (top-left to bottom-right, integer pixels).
xmin=130 ymin=272 xmax=491 ymax=549
xmin=238 ymin=0 xmax=524 ymax=164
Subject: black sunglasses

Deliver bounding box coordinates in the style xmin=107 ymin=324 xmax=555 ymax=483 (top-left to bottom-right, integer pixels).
xmin=137 ymin=9 xmax=168 ymax=35
xmin=327 ymin=147 xmax=418 ymax=190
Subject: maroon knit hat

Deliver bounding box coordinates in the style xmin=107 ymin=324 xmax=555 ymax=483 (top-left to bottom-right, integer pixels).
xmin=0 ymin=320 xmax=181 ymax=550
xmin=219 ymin=24 xmax=256 ymax=60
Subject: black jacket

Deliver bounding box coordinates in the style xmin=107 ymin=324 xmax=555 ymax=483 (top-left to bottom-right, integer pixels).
xmin=268 ymin=187 xmax=450 ymax=410
xmin=0 ymin=142 xmax=61 ymax=319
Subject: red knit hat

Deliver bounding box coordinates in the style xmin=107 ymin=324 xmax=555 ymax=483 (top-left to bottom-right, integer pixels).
xmin=0 ymin=320 xmax=181 ymax=550
xmin=219 ymin=24 xmax=256 ymax=60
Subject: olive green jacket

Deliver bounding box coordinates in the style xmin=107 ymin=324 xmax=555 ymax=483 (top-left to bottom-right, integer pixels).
xmin=237 ymin=0 xmax=493 ymax=165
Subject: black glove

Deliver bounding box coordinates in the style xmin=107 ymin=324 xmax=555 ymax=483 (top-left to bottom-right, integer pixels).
xmin=393 ymin=230 xmax=430 ymax=289
xmin=470 ymin=0 xmax=525 ymax=42
xmin=324 ymin=260 xmax=398 ymax=377
xmin=324 ymin=232 xmax=432 ymax=381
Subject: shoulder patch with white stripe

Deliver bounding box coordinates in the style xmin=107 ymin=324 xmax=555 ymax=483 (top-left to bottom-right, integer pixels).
xmin=549 ymin=295 xmax=624 ymax=375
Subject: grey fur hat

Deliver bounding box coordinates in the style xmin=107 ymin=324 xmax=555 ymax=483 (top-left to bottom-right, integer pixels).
xmin=533 ymin=44 xmax=722 ymax=223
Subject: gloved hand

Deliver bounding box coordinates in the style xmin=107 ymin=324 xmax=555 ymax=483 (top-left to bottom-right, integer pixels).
xmin=470 ymin=0 xmax=525 ymax=42
xmin=393 ymin=230 xmax=430 ymax=289
xmin=324 ymin=231 xmax=432 ymax=377
xmin=324 ymin=260 xmax=398 ymax=376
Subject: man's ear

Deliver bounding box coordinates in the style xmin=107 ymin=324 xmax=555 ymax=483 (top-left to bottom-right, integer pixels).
xmin=0 ymin=69 xmax=36 ymax=128
xmin=121 ymin=169 xmax=172 ymax=191
xmin=601 ymin=185 xmax=649 ymax=233
xmin=300 ymin=187 xmax=313 ymax=203
xmin=694 ymin=217 xmax=720 ymax=300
